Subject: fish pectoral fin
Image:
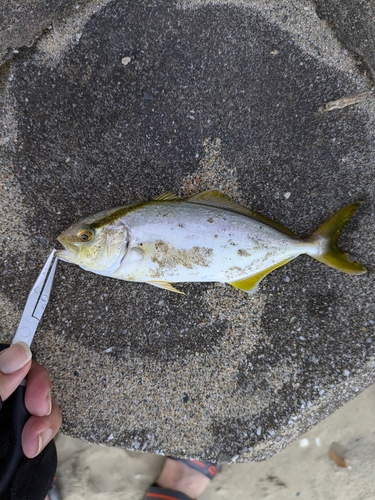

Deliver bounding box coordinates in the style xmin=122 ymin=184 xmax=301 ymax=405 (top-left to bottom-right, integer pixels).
xmin=146 ymin=280 xmax=184 ymax=294
xmin=153 ymin=192 xmax=180 ymax=201
xmin=229 ymin=258 xmax=294 ymax=294
xmin=187 ymin=190 xmax=298 ymax=237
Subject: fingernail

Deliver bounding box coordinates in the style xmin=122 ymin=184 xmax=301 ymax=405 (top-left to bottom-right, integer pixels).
xmin=46 ymin=389 xmax=52 ymax=416
xmin=35 ymin=428 xmax=53 ymax=457
xmin=0 ymin=342 xmax=32 ymax=374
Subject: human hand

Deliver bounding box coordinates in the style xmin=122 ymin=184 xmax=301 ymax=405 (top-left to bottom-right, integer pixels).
xmin=0 ymin=342 xmax=62 ymax=458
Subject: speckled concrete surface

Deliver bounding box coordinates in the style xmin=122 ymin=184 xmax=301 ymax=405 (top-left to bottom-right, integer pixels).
xmin=54 ymin=383 xmax=375 ymax=499
xmin=314 ymin=0 xmax=375 ymax=80
xmin=0 ymin=0 xmax=110 ymax=65
xmin=0 ymin=0 xmax=374 ymax=462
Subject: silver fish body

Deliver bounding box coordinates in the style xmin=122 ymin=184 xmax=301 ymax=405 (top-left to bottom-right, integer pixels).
xmin=56 ymin=190 xmax=366 ymax=293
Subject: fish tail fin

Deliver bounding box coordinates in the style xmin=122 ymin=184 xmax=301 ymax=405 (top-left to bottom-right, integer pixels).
xmin=307 ymin=202 xmax=366 ymax=275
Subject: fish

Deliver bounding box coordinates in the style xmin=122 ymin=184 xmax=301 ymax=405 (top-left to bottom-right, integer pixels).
xmin=56 ymin=190 xmax=366 ymax=294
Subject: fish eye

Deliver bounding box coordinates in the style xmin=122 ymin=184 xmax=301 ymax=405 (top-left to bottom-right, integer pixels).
xmin=77 ymin=227 xmax=95 ymax=242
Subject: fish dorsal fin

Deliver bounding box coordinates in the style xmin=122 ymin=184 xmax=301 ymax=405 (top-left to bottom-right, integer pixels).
xmin=146 ymin=280 xmax=184 ymax=294
xmin=187 ymin=190 xmax=251 ymax=215
xmin=229 ymin=258 xmax=294 ymax=294
xmin=187 ymin=190 xmax=298 ymax=238
xmin=153 ymin=192 xmax=180 ymax=201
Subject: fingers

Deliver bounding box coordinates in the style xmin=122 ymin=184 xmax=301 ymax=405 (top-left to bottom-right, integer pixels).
xmin=0 ymin=342 xmax=63 ymax=458
xmin=22 ymin=399 xmax=62 ymax=458
xmin=0 ymin=342 xmax=32 ymax=401
xmin=23 ymin=361 xmax=63 ymax=457
xmin=25 ymin=360 xmax=52 ymax=416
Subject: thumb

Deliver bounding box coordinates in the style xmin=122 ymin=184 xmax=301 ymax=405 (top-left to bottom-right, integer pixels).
xmin=0 ymin=342 xmax=32 ymax=374
xmin=0 ymin=342 xmax=32 ymax=401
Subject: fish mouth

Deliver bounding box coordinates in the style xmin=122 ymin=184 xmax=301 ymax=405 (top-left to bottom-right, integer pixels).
xmin=55 ymin=236 xmax=79 ymax=262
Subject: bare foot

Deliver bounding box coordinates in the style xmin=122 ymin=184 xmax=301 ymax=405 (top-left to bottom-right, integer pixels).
xmin=157 ymin=458 xmax=211 ymax=499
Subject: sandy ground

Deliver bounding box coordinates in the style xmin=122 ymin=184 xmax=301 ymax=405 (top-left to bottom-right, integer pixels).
xmin=55 ymin=382 xmax=375 ymax=500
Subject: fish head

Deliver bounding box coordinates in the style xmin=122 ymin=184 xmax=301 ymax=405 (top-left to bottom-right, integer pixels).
xmin=56 ymin=217 xmax=130 ymax=273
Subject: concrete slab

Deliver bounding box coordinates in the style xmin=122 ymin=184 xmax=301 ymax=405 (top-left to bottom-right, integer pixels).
xmin=314 ymin=0 xmax=375 ymax=80
xmin=0 ymin=0 xmax=89 ymax=65
xmin=1 ymin=0 xmax=374 ymax=462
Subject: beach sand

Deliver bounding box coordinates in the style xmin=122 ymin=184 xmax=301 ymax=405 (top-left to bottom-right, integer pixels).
xmin=55 ymin=383 xmax=375 ymax=499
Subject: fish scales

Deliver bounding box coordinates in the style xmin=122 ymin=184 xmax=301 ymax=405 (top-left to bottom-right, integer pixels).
xmin=56 ymin=190 xmax=366 ymax=294
xmin=110 ymin=201 xmax=307 ymax=283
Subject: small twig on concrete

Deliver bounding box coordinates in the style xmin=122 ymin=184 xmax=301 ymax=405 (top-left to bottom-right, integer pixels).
xmin=320 ymin=88 xmax=374 ymax=112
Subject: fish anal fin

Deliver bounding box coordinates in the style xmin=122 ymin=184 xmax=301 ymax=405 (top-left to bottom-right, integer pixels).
xmin=229 ymin=258 xmax=294 ymax=294
xmin=153 ymin=192 xmax=180 ymax=201
xmin=187 ymin=190 xmax=298 ymax=238
xmin=146 ymin=280 xmax=184 ymax=294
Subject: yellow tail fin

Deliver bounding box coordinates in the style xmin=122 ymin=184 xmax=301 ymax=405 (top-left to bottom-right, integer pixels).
xmin=308 ymin=202 xmax=366 ymax=275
